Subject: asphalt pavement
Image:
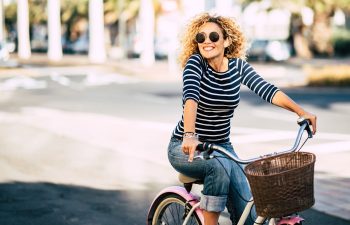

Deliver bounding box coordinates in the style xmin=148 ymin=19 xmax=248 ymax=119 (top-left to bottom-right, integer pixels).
xmin=1 ymin=53 xmax=350 ymax=224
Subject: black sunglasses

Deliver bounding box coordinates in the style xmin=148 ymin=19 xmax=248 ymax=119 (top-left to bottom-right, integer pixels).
xmin=195 ymin=32 xmax=220 ymax=44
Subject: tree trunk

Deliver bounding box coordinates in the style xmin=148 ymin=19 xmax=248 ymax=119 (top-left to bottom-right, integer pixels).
xmin=117 ymin=0 xmax=126 ymax=58
xmin=89 ymin=0 xmax=106 ymax=63
xmin=17 ymin=0 xmax=31 ymax=59
xmin=47 ymin=0 xmax=63 ymax=61
xmin=290 ymin=15 xmax=313 ymax=59
xmin=294 ymin=32 xmax=313 ymax=59
xmin=311 ymin=12 xmax=334 ymax=56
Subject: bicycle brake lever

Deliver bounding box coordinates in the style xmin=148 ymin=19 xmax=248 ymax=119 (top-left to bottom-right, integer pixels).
xmin=194 ymin=153 xmax=214 ymax=160
xmin=193 ymin=155 xmax=204 ymax=160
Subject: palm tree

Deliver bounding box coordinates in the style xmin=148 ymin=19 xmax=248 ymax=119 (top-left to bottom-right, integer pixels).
xmin=89 ymin=0 xmax=106 ymax=63
xmin=17 ymin=0 xmax=31 ymax=59
xmin=47 ymin=0 xmax=63 ymax=61
xmin=303 ymin=0 xmax=349 ymax=56
xmin=241 ymin=0 xmax=350 ymax=57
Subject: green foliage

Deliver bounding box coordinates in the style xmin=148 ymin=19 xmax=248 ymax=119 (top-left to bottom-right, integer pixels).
xmin=306 ymin=65 xmax=350 ymax=87
xmin=308 ymin=76 xmax=350 ymax=86
xmin=4 ymin=2 xmax=17 ymax=23
xmin=61 ymin=0 xmax=89 ymax=23
xmin=29 ymin=0 xmax=47 ymax=24
xmin=332 ymin=28 xmax=350 ymax=56
xmin=239 ymin=0 xmax=350 ymax=13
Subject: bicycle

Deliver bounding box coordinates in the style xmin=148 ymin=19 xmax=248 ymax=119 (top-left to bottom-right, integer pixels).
xmin=147 ymin=118 xmax=314 ymax=225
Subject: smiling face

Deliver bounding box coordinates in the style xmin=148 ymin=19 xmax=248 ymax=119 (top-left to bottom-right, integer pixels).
xmin=197 ymin=22 xmax=229 ymax=60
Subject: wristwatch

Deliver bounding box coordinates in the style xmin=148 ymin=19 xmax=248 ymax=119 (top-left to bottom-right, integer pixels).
xmin=297 ymin=116 xmax=306 ymax=124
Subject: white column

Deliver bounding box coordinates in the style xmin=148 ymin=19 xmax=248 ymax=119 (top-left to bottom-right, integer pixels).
xmin=17 ymin=0 xmax=31 ymax=59
xmin=215 ymin=0 xmax=232 ymax=16
xmin=139 ymin=0 xmax=155 ymax=67
xmin=47 ymin=0 xmax=63 ymax=61
xmin=88 ymin=0 xmax=106 ymax=63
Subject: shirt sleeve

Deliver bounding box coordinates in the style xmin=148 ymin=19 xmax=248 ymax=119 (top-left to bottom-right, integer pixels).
xmin=182 ymin=54 xmax=203 ymax=103
xmin=238 ymin=59 xmax=279 ymax=103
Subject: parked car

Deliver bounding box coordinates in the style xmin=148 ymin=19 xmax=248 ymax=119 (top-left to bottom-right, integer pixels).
xmin=247 ymin=39 xmax=291 ymax=61
xmin=62 ymin=32 xmax=89 ymax=54
xmin=0 ymin=42 xmax=10 ymax=62
xmin=154 ymin=36 xmax=170 ymax=60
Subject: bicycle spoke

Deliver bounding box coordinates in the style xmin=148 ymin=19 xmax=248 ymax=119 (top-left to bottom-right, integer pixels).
xmin=169 ymin=203 xmax=178 ymax=223
xmin=152 ymin=195 xmax=201 ymax=225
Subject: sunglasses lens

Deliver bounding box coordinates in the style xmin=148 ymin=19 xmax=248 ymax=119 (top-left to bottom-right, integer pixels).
xmin=195 ymin=33 xmax=205 ymax=43
xmin=209 ymin=32 xmax=220 ymax=42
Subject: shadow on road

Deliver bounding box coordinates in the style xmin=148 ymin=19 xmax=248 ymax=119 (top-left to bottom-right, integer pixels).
xmin=0 ymin=182 xmax=158 ymax=225
xmin=1 ymin=181 xmax=350 ymax=225
xmin=239 ymin=87 xmax=350 ymax=109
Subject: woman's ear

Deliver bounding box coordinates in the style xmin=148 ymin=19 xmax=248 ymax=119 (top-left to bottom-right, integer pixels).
xmin=224 ymin=37 xmax=231 ymax=48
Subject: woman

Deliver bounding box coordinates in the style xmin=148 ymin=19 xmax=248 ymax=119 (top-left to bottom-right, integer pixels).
xmin=167 ymin=13 xmax=317 ymax=225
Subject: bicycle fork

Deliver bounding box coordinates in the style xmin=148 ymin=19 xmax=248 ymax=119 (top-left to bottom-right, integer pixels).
xmin=183 ymin=201 xmax=201 ymax=225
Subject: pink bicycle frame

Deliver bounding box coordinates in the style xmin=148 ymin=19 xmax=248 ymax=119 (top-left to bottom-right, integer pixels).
xmin=148 ymin=185 xmax=305 ymax=225
xmin=147 ymin=186 xmax=204 ymax=224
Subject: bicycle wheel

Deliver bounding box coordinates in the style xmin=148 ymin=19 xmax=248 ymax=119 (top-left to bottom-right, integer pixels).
xmin=149 ymin=193 xmax=202 ymax=225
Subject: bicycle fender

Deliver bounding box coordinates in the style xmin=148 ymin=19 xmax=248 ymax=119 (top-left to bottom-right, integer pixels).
xmin=147 ymin=186 xmax=204 ymax=223
xmin=277 ymin=215 xmax=304 ymax=225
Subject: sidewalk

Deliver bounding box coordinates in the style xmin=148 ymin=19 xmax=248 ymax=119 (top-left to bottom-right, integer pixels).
xmin=0 ymin=54 xmax=181 ymax=82
xmin=2 ymin=53 xmax=350 ymax=86
xmin=0 ymin=53 xmax=309 ymax=85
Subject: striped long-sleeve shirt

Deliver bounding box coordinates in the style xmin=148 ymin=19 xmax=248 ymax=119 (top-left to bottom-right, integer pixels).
xmin=173 ymin=54 xmax=279 ymax=143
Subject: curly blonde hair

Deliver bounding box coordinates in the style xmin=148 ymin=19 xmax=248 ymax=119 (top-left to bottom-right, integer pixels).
xmin=178 ymin=13 xmax=247 ymax=68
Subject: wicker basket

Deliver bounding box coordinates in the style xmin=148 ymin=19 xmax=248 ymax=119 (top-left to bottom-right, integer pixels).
xmin=244 ymin=152 xmax=316 ymax=218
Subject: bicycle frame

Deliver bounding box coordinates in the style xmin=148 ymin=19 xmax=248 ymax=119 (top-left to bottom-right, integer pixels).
xmin=151 ymin=185 xmax=271 ymax=225
xmin=148 ymin=119 xmax=312 ymax=225
xmin=166 ymin=178 xmax=304 ymax=224
xmin=149 ymin=186 xmax=204 ymax=223
xmin=181 ymin=191 xmax=268 ymax=225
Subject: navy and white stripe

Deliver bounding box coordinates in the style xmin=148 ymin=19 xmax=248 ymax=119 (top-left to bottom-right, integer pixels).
xmin=173 ymin=54 xmax=279 ymax=143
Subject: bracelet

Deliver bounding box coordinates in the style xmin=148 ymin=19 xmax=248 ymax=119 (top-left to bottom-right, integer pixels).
xmin=183 ymin=132 xmax=198 ymax=139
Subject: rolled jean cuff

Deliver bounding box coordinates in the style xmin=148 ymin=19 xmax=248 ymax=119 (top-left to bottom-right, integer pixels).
xmin=200 ymin=194 xmax=227 ymax=212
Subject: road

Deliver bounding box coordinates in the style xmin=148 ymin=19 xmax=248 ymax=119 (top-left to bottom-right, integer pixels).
xmin=0 ymin=72 xmax=350 ymax=225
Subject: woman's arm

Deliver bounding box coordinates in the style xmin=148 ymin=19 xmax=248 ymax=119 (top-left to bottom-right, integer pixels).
xmin=238 ymin=60 xmax=317 ymax=134
xmin=182 ymin=99 xmax=201 ymax=162
xmin=180 ymin=54 xmax=204 ymax=162
xmin=183 ymin=99 xmax=198 ymax=133
xmin=272 ymin=90 xmax=317 ymax=134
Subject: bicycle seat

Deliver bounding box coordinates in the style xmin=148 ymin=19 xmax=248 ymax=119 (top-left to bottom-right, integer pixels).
xmin=178 ymin=173 xmax=203 ymax=193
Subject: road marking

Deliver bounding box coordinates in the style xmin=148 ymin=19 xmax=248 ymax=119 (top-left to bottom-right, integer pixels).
xmin=0 ymin=76 xmax=47 ymax=91
xmin=50 ymin=72 xmax=71 ymax=86
xmin=1 ymin=107 xmax=349 ymax=157
xmin=83 ymin=72 xmax=140 ymax=86
xmin=303 ymin=141 xmax=350 ymax=154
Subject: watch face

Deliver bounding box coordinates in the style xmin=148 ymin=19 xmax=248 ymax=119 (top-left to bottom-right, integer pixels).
xmin=298 ymin=117 xmax=305 ymax=123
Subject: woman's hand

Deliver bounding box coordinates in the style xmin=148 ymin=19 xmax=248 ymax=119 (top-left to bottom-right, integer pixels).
xmin=271 ymin=91 xmax=317 ymax=135
xmin=182 ymin=137 xmax=201 ymax=162
xmin=300 ymin=111 xmax=317 ymax=135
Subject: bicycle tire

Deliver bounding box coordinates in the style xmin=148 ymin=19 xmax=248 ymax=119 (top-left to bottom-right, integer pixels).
xmin=149 ymin=193 xmax=202 ymax=225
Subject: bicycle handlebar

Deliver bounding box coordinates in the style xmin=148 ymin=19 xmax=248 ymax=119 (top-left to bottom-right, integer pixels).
xmin=196 ymin=118 xmax=313 ymax=164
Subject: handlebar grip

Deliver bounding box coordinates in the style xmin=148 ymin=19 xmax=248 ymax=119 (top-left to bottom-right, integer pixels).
xmin=196 ymin=143 xmax=204 ymax=152
xmin=196 ymin=142 xmax=214 ymax=154
xmin=297 ymin=117 xmax=313 ymax=138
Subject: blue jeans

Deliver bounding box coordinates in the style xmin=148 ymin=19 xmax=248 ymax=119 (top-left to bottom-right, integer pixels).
xmin=167 ymin=136 xmax=256 ymax=225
